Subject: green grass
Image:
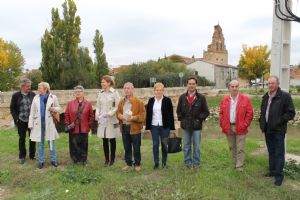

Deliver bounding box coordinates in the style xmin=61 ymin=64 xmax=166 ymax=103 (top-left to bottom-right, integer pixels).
xmin=0 ymin=128 xmax=300 ymax=200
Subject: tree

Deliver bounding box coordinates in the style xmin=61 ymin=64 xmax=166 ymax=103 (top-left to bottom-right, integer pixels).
xmin=0 ymin=38 xmax=24 ymax=91
xmin=25 ymin=69 xmax=43 ymax=90
xmin=0 ymin=39 xmax=9 ymax=69
xmin=93 ymin=29 xmax=109 ymax=81
xmin=40 ymin=0 xmax=97 ymax=89
xmin=114 ymin=60 xmax=214 ymax=88
xmin=168 ymin=55 xmax=185 ymax=63
xmin=238 ymin=45 xmax=270 ymax=84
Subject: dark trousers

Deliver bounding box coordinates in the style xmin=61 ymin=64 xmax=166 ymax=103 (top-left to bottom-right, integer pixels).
xmin=151 ymin=125 xmax=169 ymax=165
xmin=69 ymin=133 xmax=88 ymax=162
xmin=103 ymin=138 xmax=116 ymax=162
xmin=17 ymin=120 xmax=36 ymax=159
xmin=122 ymin=125 xmax=141 ymax=166
xmin=265 ymin=132 xmax=285 ymax=181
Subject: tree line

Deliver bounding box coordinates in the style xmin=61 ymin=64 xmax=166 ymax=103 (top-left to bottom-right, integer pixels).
xmin=0 ymin=0 xmax=274 ymax=91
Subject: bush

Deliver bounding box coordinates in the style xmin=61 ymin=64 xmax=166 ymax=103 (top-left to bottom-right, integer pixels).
xmin=284 ymin=159 xmax=300 ymax=180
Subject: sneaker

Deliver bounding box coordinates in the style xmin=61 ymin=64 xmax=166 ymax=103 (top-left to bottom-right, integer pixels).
xmin=104 ymin=160 xmax=109 ymax=167
xmin=19 ymin=158 xmax=25 ymax=164
xmin=135 ymin=165 xmax=141 ymax=172
xmin=83 ymin=161 xmax=88 ymax=167
xmin=122 ymin=165 xmax=131 ymax=171
xmin=185 ymin=164 xmax=192 ymax=169
xmin=51 ymin=161 xmax=58 ymax=167
xmin=29 ymin=157 xmax=36 ymax=161
xmin=162 ymin=163 xmax=167 ymax=168
xmin=153 ymin=164 xmax=159 ymax=170
xmin=38 ymin=162 xmax=44 ymax=169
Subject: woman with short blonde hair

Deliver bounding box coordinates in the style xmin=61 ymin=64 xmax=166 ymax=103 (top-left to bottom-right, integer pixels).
xmin=146 ymin=82 xmax=175 ymax=169
xmin=28 ymin=82 xmax=61 ymax=169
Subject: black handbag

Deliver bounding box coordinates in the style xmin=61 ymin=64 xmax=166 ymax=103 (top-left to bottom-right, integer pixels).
xmin=168 ymin=131 xmax=182 ymax=153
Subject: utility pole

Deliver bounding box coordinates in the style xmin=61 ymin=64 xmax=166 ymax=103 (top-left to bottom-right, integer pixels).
xmin=271 ymin=0 xmax=292 ymax=91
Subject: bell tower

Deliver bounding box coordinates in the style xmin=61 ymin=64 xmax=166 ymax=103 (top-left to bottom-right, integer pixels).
xmin=203 ymin=24 xmax=228 ymax=65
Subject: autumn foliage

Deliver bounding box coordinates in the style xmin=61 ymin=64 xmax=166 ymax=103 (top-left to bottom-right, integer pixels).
xmin=238 ymin=45 xmax=270 ymax=84
xmin=0 ymin=38 xmax=24 ymax=91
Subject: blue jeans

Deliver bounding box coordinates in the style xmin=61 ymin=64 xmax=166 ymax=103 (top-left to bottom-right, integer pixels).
xmin=121 ymin=125 xmax=141 ymax=166
xmin=265 ymin=132 xmax=285 ymax=181
xmin=151 ymin=125 xmax=169 ymax=165
xmin=183 ymin=129 xmax=201 ymax=167
xmin=38 ymin=120 xmax=56 ymax=163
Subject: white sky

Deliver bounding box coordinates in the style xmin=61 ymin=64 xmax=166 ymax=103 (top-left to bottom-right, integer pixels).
xmin=0 ymin=0 xmax=299 ymax=70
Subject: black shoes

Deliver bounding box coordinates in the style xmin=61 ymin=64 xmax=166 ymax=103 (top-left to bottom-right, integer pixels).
xmin=51 ymin=161 xmax=58 ymax=168
xmin=274 ymin=180 xmax=283 ymax=186
xmin=154 ymin=164 xmax=159 ymax=170
xmin=109 ymin=160 xmax=115 ymax=166
xmin=38 ymin=162 xmax=44 ymax=169
xmin=104 ymin=160 xmax=115 ymax=166
xmin=37 ymin=161 xmax=57 ymax=169
xmin=154 ymin=163 xmax=167 ymax=169
xmin=19 ymin=158 xmax=25 ymax=164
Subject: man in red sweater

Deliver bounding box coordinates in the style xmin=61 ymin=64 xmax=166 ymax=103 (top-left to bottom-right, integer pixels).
xmin=219 ymin=80 xmax=253 ymax=171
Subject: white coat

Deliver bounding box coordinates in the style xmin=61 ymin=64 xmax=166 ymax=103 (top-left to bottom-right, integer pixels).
xmin=96 ymin=88 xmax=120 ymax=138
xmin=28 ymin=93 xmax=61 ymax=143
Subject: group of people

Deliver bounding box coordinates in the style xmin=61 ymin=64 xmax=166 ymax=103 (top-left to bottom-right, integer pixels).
xmin=10 ymin=75 xmax=295 ymax=186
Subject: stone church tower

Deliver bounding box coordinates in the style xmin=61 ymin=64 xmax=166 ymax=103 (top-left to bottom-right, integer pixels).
xmin=203 ymin=24 xmax=228 ymax=65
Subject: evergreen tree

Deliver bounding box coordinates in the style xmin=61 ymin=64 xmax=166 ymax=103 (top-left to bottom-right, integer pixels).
xmin=93 ymin=29 xmax=109 ymax=80
xmin=40 ymin=0 xmax=97 ymax=89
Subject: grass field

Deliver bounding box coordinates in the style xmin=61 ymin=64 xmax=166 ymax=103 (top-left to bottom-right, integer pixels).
xmin=205 ymin=95 xmax=300 ymax=111
xmin=0 ymin=127 xmax=299 ymax=200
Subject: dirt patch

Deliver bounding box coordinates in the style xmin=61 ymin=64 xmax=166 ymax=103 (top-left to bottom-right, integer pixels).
xmin=251 ymin=145 xmax=300 ymax=164
xmin=287 ymin=182 xmax=300 ymax=191
xmin=286 ymin=154 xmax=300 ymax=163
xmin=0 ymin=187 xmax=11 ymax=200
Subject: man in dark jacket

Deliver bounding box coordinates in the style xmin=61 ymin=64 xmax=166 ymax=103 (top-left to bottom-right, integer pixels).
xmin=10 ymin=78 xmax=36 ymax=164
xmin=259 ymin=75 xmax=295 ymax=186
xmin=176 ymin=76 xmax=209 ymax=168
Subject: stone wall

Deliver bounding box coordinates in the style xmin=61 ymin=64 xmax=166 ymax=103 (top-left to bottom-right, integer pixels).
xmin=0 ymin=87 xmax=217 ymax=128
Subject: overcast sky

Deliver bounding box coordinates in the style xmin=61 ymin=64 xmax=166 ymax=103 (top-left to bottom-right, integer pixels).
xmin=0 ymin=0 xmax=299 ymax=70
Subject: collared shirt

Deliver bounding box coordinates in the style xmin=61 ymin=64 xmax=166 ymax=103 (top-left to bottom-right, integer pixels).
xmin=187 ymin=91 xmax=196 ymax=104
xmin=151 ymin=96 xmax=163 ymax=126
xmin=230 ymin=94 xmax=239 ymax=123
xmin=123 ymin=98 xmax=132 ymax=125
xmin=265 ymin=90 xmax=277 ymax=123
xmin=19 ymin=93 xmax=31 ymax=122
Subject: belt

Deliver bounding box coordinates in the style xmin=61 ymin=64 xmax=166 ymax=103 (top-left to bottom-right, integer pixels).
xmin=230 ymin=123 xmax=236 ymax=125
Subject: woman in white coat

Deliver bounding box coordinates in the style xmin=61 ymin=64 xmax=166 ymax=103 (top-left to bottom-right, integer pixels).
xmin=96 ymin=75 xmax=120 ymax=166
xmin=28 ymin=82 xmax=61 ymax=169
